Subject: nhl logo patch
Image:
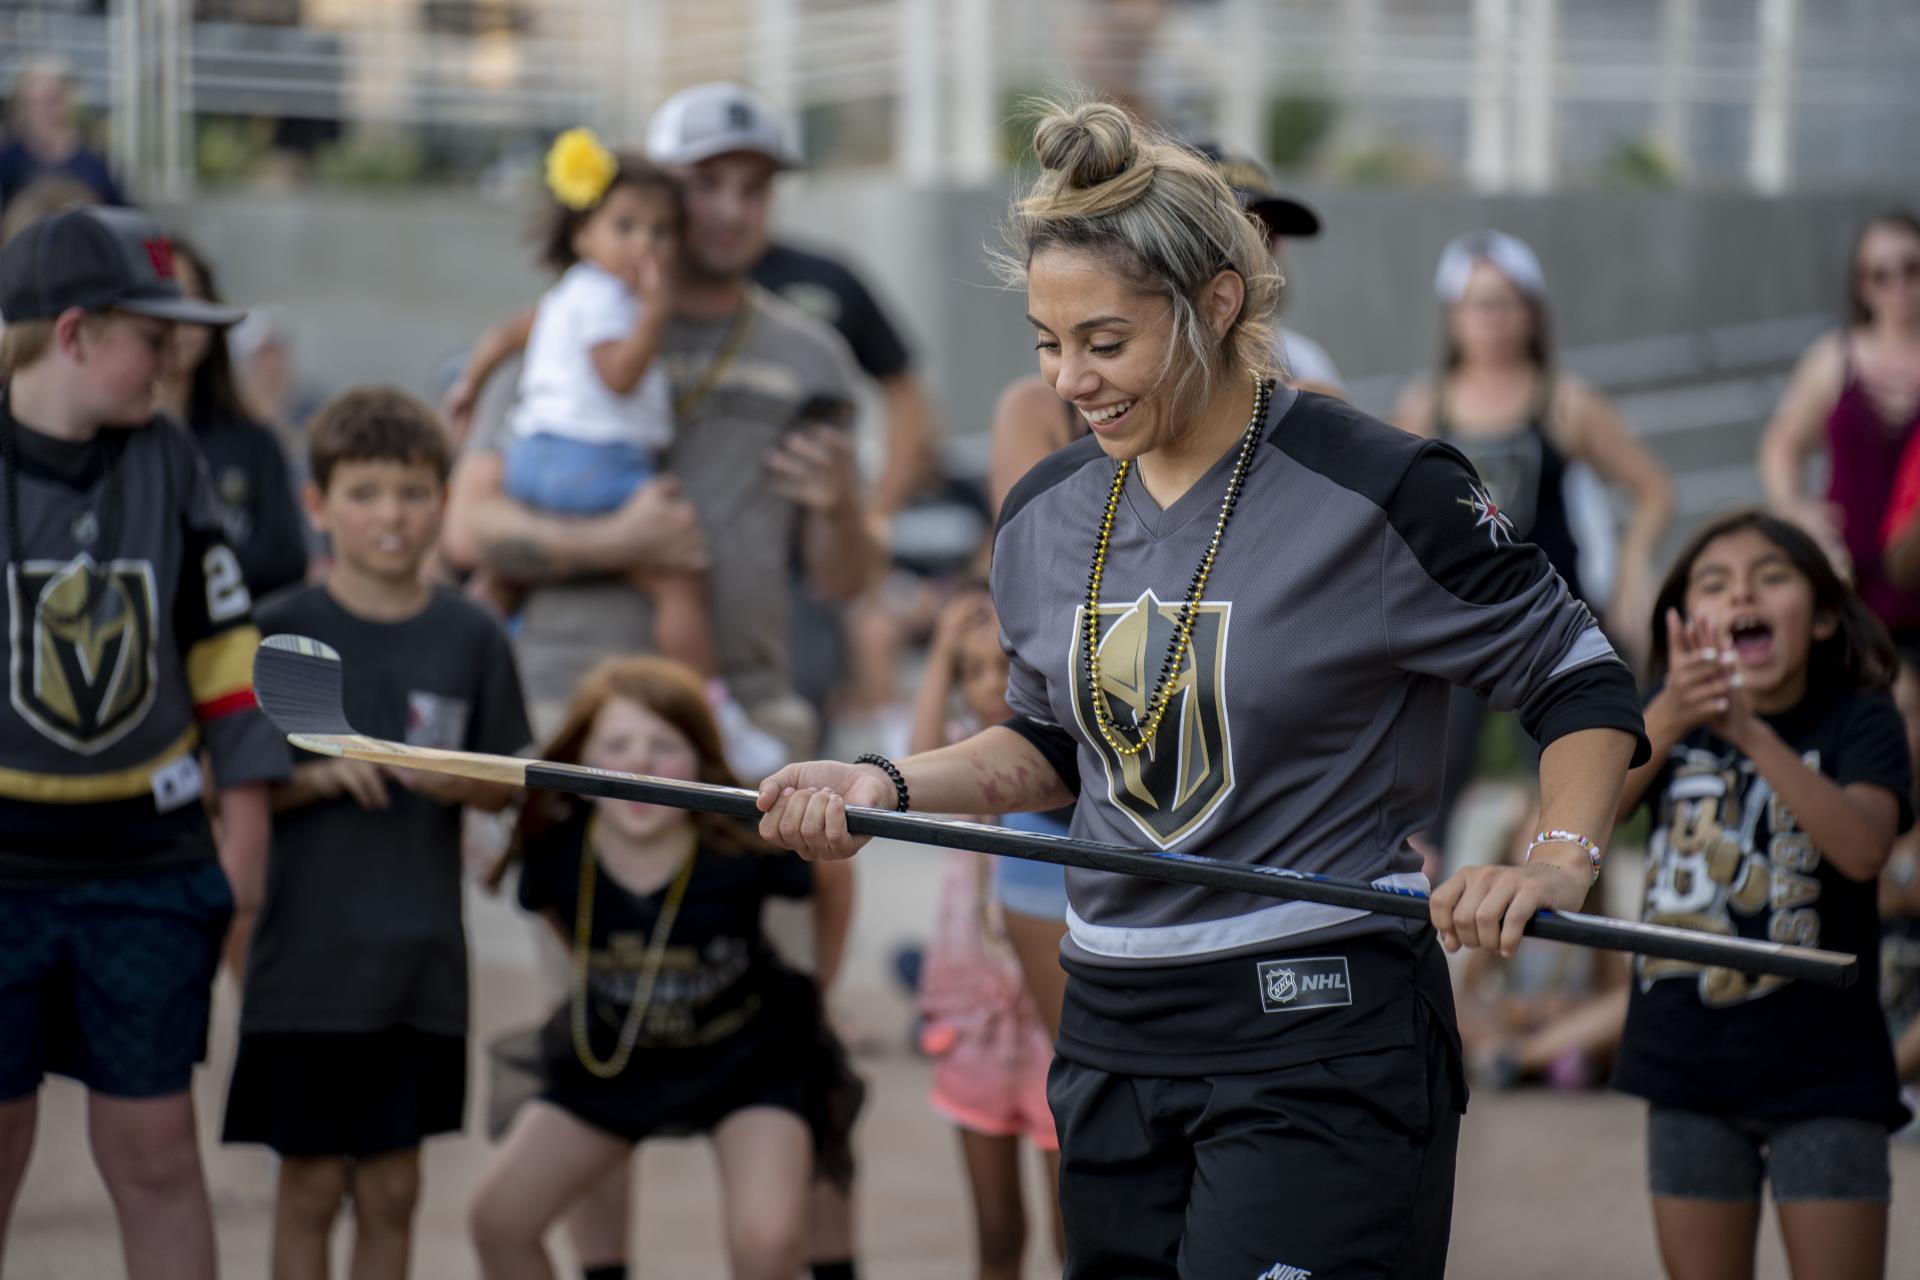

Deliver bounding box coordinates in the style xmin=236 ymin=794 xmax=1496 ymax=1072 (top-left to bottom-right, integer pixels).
xmin=1264 ymin=966 xmax=1297 ymax=1005
xmin=1256 ymin=956 xmax=1352 ymax=1014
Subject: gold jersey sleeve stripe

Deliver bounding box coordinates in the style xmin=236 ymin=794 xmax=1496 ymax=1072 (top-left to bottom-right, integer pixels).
xmin=187 ymin=625 xmax=263 ymax=704
xmin=0 ymin=725 xmax=200 ymax=803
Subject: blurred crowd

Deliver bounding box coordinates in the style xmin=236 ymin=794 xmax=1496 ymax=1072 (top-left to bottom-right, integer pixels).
xmin=3 ymin=51 xmax=1920 ymax=1280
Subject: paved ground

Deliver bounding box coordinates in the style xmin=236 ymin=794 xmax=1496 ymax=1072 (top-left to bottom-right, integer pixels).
xmin=11 ymin=836 xmax=1920 ymax=1278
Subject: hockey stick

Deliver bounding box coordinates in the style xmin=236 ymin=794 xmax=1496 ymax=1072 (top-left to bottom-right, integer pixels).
xmin=252 ymin=635 xmax=1858 ymax=988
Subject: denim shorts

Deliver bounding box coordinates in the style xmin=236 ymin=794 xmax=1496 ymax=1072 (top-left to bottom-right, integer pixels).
xmin=994 ymin=810 xmax=1072 ymax=921
xmin=0 ymin=862 xmax=233 ymax=1100
xmin=1647 ymin=1106 xmax=1891 ymax=1203
xmin=503 ymin=433 xmax=655 ymax=516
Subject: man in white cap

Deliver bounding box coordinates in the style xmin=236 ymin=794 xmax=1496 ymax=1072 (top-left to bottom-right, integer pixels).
xmin=441 ymin=84 xmax=874 ymax=1280
xmin=650 ymin=87 xmax=938 ymax=516
xmin=445 ymin=84 xmax=882 ymax=757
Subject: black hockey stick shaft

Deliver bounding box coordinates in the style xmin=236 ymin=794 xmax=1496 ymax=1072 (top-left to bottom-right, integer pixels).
xmin=250 ymin=635 xmax=1860 ymax=989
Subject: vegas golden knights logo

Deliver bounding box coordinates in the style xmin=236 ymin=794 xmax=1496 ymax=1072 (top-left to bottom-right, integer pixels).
xmin=1639 ymin=752 xmax=1816 ymax=1007
xmin=8 ymin=557 xmax=159 ymax=756
xmin=1069 ymin=590 xmax=1233 ymax=848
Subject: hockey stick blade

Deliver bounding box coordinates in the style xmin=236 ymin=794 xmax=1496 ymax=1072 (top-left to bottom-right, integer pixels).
xmin=251 ymin=635 xmax=1858 ymax=987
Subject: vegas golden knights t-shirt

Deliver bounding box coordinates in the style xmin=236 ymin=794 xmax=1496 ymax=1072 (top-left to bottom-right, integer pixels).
xmin=0 ymin=393 xmax=288 ymax=884
xmin=1615 ymin=684 xmax=1912 ymax=1129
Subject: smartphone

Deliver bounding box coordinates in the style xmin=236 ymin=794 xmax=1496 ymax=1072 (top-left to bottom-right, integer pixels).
xmin=786 ymin=394 xmax=855 ymax=433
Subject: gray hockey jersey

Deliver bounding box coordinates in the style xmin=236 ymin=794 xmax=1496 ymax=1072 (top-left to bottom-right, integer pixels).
xmin=992 ymin=387 xmax=1646 ymax=968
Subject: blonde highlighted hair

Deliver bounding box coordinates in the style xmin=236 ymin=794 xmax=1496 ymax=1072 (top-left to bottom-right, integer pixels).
xmin=995 ymin=97 xmax=1281 ymax=416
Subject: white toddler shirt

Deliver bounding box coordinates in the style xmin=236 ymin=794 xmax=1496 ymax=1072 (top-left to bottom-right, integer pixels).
xmin=511 ymin=261 xmax=674 ymax=450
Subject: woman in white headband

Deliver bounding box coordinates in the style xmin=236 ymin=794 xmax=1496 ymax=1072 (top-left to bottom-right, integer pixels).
xmin=1394 ymin=230 xmax=1672 ymax=855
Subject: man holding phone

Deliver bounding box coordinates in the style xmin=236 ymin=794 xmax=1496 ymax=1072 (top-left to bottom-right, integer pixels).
xmin=444 ymin=85 xmax=883 ymax=762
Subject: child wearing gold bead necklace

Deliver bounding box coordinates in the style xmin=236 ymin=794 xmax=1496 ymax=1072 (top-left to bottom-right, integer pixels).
xmin=471 ymin=657 xmax=858 ymax=1280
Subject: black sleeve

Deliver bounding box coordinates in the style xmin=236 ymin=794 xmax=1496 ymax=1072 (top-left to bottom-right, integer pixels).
xmin=1382 ymin=443 xmax=1650 ymax=766
xmin=1834 ymin=692 xmax=1916 ymax=833
xmin=169 ymin=430 xmax=292 ymax=785
xmin=828 ymin=264 xmax=912 ymax=380
xmin=999 ymin=716 xmax=1081 ymax=797
xmin=238 ymin=426 xmax=310 ymax=599
xmin=1517 ymin=660 xmax=1650 ymax=767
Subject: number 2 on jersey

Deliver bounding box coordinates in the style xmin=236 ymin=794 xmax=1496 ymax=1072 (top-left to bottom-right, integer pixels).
xmin=203 ymin=545 xmax=251 ymax=622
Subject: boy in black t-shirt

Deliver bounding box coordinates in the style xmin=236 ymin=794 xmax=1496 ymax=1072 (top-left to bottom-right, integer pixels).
xmin=224 ymin=388 xmax=531 ymax=1280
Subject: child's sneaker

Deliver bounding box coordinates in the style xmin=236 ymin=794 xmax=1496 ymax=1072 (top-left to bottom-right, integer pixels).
xmin=708 ymin=681 xmax=790 ymax=783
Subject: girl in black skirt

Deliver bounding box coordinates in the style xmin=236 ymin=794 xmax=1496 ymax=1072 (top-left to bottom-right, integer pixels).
xmin=470 ymin=657 xmax=858 ymax=1280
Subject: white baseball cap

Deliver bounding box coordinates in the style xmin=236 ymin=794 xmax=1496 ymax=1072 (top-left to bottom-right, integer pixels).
xmin=646 ymin=83 xmax=802 ymax=169
xmin=1434 ymin=230 xmax=1546 ymax=303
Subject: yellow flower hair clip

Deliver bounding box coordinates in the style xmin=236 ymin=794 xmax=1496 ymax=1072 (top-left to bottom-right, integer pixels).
xmin=545 ymin=127 xmax=618 ymax=211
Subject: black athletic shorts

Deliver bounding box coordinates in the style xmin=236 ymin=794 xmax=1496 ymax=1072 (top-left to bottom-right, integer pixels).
xmin=1050 ymin=928 xmax=1465 ymax=1279
xmin=0 ymin=861 xmax=232 ymax=1100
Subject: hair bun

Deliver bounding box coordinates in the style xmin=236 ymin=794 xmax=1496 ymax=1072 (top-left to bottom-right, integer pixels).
xmin=1033 ymin=101 xmax=1140 ymax=190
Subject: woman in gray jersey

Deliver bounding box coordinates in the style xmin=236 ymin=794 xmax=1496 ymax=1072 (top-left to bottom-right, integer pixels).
xmin=757 ymin=100 xmax=1647 ymax=1279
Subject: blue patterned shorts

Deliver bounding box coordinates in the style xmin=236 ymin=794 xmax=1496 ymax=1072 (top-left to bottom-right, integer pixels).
xmin=0 ymin=862 xmax=233 ymax=1100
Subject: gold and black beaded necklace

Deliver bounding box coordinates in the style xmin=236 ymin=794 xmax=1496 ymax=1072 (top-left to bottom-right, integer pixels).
xmin=570 ymin=815 xmax=695 ymax=1079
xmin=1083 ymin=372 xmax=1270 ymax=756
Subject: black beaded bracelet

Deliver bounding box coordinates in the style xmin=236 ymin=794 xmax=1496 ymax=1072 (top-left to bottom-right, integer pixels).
xmin=853 ymin=752 xmax=910 ymax=813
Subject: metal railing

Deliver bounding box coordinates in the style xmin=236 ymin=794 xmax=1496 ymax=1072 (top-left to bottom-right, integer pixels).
xmin=2 ymin=0 xmax=1915 ymax=200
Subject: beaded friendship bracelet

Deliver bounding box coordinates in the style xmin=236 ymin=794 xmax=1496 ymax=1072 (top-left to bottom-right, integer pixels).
xmin=1524 ymin=829 xmax=1603 ymax=886
xmin=854 ymin=752 xmax=911 ymax=813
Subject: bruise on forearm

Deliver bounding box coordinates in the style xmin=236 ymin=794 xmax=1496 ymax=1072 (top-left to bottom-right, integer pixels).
xmin=901 ymin=726 xmax=1074 ymax=817
xmin=966 ymin=742 xmax=1071 ymax=815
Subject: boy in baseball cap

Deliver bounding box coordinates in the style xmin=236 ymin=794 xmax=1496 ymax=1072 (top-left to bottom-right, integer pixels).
xmin=2 ymin=203 xmax=245 ymax=325
xmin=1 ymin=204 xmax=244 ymax=425
xmin=0 ymin=205 xmax=285 ymax=1278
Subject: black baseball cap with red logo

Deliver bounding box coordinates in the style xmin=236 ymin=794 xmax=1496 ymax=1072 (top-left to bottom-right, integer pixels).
xmin=1189 ymin=141 xmax=1322 ymax=239
xmin=0 ymin=205 xmax=244 ymax=327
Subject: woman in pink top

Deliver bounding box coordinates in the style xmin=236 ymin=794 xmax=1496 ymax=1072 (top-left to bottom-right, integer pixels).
xmin=1761 ymin=210 xmax=1920 ymax=680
